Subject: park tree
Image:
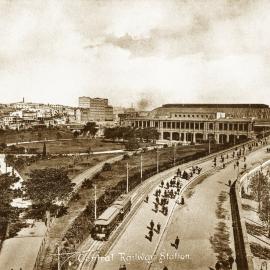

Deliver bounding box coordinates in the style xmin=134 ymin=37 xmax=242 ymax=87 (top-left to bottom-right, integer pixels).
xmin=5 ymin=154 xmax=15 ymax=168
xmin=37 ymin=132 xmax=42 ymax=140
xmin=83 ymin=122 xmax=98 ymax=138
xmin=0 ymin=173 xmax=19 ymax=240
xmin=42 ymin=142 xmax=47 ymax=158
xmin=141 ymin=127 xmax=159 ymax=142
xmin=73 ymin=130 xmax=80 ymax=139
xmin=56 ymin=131 xmax=62 ymax=140
xmin=259 ymin=181 xmax=270 ymax=238
xmin=249 ymin=172 xmax=268 ymax=212
xmin=125 ymin=138 xmax=140 ymax=150
xmin=25 ymin=168 xmax=75 ymax=209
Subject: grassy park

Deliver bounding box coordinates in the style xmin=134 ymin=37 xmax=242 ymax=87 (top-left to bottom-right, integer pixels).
xmin=18 ymin=153 xmax=117 ymax=181
xmin=0 ymin=127 xmax=73 ymax=144
xmin=20 ymin=138 xmax=124 ymax=154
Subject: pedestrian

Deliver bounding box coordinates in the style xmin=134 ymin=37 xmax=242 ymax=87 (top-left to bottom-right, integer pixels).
xmin=149 ymin=229 xmax=153 ymax=241
xmin=145 ymin=195 xmax=149 ymax=203
xmin=157 ymin=222 xmax=161 ymax=233
xmin=175 ymin=236 xmax=180 ymax=249
xmin=228 ymin=255 xmax=234 ymax=269
xmin=150 ymin=220 xmax=154 ymax=230
xmin=165 ymin=206 xmax=168 ymax=216
xmin=228 ymin=180 xmax=231 ymax=186
xmin=163 ymin=266 xmax=168 ymax=270
xmin=180 ymin=196 xmax=184 ymax=205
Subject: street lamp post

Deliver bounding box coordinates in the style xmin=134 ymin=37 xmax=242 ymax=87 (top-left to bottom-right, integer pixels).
xmin=173 ymin=144 xmax=176 ymax=167
xmin=94 ymin=184 xmax=97 ymax=220
xmin=140 ymin=154 xmax=143 ymax=182
xmin=57 ymin=246 xmax=61 ymax=270
xmin=126 ymin=162 xmax=129 ymax=193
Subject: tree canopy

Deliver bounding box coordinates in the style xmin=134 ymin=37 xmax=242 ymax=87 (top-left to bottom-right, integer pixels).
xmin=104 ymin=126 xmax=159 ymax=142
xmin=83 ymin=122 xmax=98 ymax=137
xmin=25 ymin=168 xmax=75 ymax=208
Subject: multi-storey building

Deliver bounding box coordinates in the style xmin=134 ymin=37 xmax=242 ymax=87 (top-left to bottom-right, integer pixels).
xmin=78 ymin=96 xmax=91 ymax=109
xmin=77 ymin=97 xmax=114 ymax=122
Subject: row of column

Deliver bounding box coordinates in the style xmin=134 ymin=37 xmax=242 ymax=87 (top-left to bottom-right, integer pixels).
xmin=161 ymin=131 xmax=242 ymax=144
xmin=133 ymin=120 xmax=249 ymax=132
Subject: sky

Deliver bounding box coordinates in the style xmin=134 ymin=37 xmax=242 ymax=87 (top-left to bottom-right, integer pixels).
xmin=0 ymin=0 xmax=270 ymax=109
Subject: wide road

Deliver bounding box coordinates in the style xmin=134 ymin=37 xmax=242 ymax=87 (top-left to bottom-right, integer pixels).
xmin=92 ymin=142 xmax=269 ymax=270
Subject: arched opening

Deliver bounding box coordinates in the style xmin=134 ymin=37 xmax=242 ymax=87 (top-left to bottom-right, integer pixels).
xmin=186 ymin=133 xmax=193 ymax=142
xmin=239 ymin=135 xmax=247 ymax=142
xmin=195 ymin=133 xmax=204 ymax=143
xmin=163 ymin=132 xmax=170 ymax=140
xmin=172 ymin=132 xmax=180 ymax=141
xmin=229 ymin=134 xmax=236 ymax=144
xmin=180 ymin=133 xmax=185 ymax=141
xmin=219 ymin=134 xmax=227 ymax=144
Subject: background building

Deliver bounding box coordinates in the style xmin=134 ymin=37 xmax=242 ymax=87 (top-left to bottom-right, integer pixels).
xmin=77 ymin=97 xmax=113 ymax=122
xmin=78 ymin=96 xmax=91 ymax=109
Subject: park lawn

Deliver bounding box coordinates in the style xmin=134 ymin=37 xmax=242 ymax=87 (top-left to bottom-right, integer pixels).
xmin=93 ymin=143 xmax=225 ymax=198
xmin=0 ymin=128 xmax=73 ymax=144
xmin=18 ymin=153 xmax=117 ymax=181
xmin=21 ymin=138 xmax=125 ymax=154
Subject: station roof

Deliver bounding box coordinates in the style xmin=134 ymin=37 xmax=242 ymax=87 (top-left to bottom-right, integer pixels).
xmin=161 ymin=104 xmax=269 ymax=109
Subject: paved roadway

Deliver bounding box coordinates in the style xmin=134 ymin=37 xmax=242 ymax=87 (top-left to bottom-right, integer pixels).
xmin=92 ymin=143 xmax=269 ymax=270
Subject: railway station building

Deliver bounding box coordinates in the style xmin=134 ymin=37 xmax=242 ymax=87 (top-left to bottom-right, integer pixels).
xmin=120 ymin=104 xmax=270 ymax=144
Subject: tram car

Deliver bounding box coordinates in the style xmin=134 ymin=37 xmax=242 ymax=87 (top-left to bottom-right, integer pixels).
xmin=92 ymin=194 xmax=131 ymax=241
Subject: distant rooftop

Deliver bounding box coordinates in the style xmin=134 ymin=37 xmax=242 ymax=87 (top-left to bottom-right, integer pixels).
xmin=162 ymin=104 xmax=269 ymax=109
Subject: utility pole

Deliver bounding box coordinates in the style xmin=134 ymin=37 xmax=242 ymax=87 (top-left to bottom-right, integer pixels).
xmin=57 ymin=245 xmax=61 ymax=270
xmin=208 ymin=136 xmax=211 ymax=155
xmin=94 ymin=185 xmax=97 ymax=220
xmin=156 ymin=148 xmax=159 ymax=173
xmin=140 ymin=154 xmax=143 ymax=182
xmin=173 ymin=144 xmax=176 ymax=166
xmin=126 ymin=162 xmax=129 ymax=193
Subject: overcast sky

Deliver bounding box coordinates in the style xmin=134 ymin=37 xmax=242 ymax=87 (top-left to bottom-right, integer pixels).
xmin=0 ymin=0 xmax=270 ymax=109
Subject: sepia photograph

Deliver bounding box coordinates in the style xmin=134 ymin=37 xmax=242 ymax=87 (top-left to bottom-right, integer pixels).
xmin=0 ymin=0 xmax=270 ymax=269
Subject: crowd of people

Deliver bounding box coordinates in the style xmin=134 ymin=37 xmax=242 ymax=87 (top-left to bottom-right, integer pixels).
xmin=118 ymin=139 xmax=269 ymax=270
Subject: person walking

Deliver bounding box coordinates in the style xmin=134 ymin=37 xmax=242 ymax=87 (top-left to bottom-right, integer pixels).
xmin=157 ymin=222 xmax=161 ymax=234
xmin=148 ymin=229 xmax=153 ymax=242
xmin=150 ymin=220 xmax=154 ymax=230
xmin=175 ymin=236 xmax=180 ymax=249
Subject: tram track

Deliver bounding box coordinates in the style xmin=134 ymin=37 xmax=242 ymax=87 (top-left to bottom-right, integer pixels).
xmin=77 ymin=140 xmax=259 ymax=270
